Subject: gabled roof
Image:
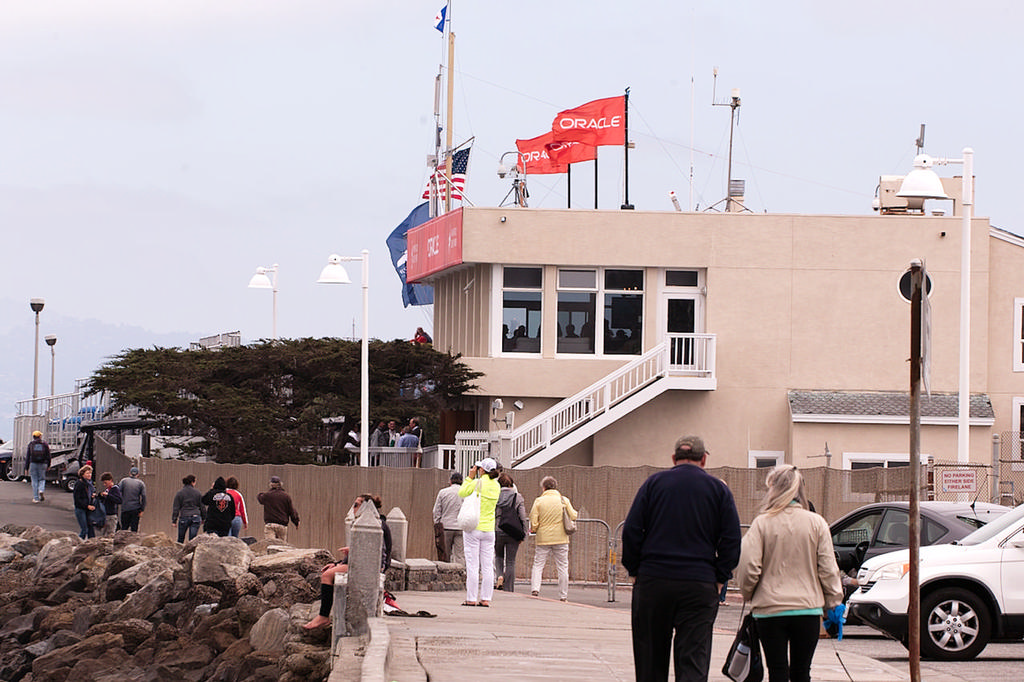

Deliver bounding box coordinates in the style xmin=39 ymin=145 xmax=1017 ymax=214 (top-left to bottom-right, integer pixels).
xmin=789 ymin=390 xmax=994 ymax=424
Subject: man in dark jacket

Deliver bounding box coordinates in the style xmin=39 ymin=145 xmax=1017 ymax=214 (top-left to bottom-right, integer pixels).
xmin=201 ymin=477 xmax=236 ymax=537
xmin=96 ymin=472 xmax=123 ymax=537
xmin=622 ymin=435 xmax=742 ymax=682
xmin=25 ymin=430 xmax=51 ymax=503
xmin=256 ymin=476 xmax=300 ymax=542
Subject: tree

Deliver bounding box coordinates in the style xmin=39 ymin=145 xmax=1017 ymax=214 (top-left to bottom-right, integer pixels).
xmin=85 ymin=338 xmax=481 ymax=463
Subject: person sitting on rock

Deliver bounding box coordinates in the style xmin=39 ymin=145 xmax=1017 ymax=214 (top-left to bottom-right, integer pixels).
xmin=304 ymin=494 xmax=392 ymax=629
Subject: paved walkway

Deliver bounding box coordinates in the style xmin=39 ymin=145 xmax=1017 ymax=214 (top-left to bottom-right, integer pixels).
xmin=361 ymin=587 xmax=967 ymax=682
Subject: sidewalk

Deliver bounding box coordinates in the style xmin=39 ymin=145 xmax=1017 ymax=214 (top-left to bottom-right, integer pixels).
xmin=363 ymin=587 xmax=958 ymax=682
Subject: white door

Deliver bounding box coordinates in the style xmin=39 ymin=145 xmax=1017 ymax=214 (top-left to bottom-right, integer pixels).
xmin=663 ymin=294 xmax=702 ymax=366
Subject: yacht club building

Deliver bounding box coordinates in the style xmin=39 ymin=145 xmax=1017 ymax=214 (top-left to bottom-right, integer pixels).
xmin=406 ymin=196 xmax=1024 ymax=471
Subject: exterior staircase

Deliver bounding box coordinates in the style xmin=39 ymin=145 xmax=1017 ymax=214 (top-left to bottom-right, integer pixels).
xmin=504 ymin=333 xmax=716 ymax=469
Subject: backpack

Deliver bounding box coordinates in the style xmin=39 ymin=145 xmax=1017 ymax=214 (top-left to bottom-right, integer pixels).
xmin=28 ymin=442 xmax=48 ymax=463
xmin=497 ymin=493 xmax=526 ymax=541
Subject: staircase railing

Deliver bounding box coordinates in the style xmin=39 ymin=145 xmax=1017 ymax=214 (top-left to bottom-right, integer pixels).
xmin=510 ymin=333 xmax=715 ymax=464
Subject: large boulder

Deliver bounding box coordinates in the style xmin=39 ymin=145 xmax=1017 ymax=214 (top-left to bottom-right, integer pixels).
xmin=191 ymin=536 xmax=254 ymax=586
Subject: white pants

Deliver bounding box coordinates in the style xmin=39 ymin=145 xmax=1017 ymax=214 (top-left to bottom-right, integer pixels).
xmin=463 ymin=529 xmax=495 ymax=603
xmin=531 ymin=543 xmax=569 ymax=600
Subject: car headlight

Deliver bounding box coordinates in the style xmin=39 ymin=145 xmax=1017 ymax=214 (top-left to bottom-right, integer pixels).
xmin=863 ymin=561 xmax=910 ymax=583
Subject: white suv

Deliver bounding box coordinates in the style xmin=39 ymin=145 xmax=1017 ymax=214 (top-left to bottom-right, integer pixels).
xmin=848 ymin=502 xmax=1024 ymax=660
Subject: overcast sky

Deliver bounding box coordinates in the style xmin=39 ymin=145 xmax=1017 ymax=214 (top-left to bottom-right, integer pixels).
xmin=2 ymin=1 xmax=1021 ymax=431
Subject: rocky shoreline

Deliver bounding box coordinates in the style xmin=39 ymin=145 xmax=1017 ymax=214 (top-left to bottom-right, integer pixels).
xmin=0 ymin=524 xmax=341 ymax=682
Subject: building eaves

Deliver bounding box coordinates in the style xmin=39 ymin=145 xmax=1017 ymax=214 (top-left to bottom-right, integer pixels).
xmin=788 ymin=390 xmax=994 ymax=424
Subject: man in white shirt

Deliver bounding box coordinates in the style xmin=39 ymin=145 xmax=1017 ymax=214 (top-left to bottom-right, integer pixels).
xmin=432 ymin=471 xmax=465 ymax=564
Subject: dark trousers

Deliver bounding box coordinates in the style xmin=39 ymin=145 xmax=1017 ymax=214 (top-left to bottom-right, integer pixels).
xmin=631 ymin=575 xmax=719 ymax=682
xmin=756 ymin=614 xmax=821 ymax=682
xmin=121 ymin=509 xmax=141 ymax=532
xmin=494 ymin=531 xmax=520 ymax=592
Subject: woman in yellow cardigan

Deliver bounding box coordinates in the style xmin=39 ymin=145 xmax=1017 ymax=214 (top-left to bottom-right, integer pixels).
xmin=459 ymin=457 xmax=501 ymax=606
xmin=528 ymin=476 xmax=578 ymax=601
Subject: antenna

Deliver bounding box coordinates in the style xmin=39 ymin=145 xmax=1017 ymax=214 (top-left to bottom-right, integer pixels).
xmin=915 ymin=124 xmax=926 ymax=154
xmin=707 ymin=70 xmax=747 ymax=213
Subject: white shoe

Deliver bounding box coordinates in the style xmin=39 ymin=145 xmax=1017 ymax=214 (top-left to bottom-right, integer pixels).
xmin=31 ymin=499 xmax=39 ymax=504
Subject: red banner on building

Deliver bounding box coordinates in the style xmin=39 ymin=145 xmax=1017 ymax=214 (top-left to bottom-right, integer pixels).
xmin=516 ymin=132 xmax=597 ymax=174
xmin=406 ymin=208 xmax=464 ymax=282
xmin=550 ymin=95 xmax=625 ymax=147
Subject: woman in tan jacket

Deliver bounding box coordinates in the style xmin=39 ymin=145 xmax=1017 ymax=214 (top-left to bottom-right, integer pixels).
xmin=737 ymin=465 xmax=843 ymax=682
xmin=528 ymin=476 xmax=578 ymax=601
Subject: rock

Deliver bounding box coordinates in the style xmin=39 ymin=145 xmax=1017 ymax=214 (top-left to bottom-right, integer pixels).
xmin=0 ymin=612 xmax=37 ymax=644
xmin=32 ymin=536 xmax=79 ymax=581
xmin=248 ymin=607 xmax=290 ymax=652
xmin=31 ymin=631 xmax=124 ymax=681
xmin=249 ymin=548 xmax=333 ymax=576
xmin=103 ymin=558 xmax=177 ymax=602
xmin=112 ymin=571 xmax=175 ymax=621
xmin=281 ymin=642 xmax=331 ymax=679
xmin=191 ymin=536 xmax=253 ymax=585
xmin=86 ymin=618 xmax=155 ymax=651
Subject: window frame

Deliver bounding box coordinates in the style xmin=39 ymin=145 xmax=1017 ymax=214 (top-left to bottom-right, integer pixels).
xmin=499 ymin=266 xmax=544 ymax=355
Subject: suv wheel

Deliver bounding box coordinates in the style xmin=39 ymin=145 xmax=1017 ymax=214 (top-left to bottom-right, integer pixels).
xmin=920 ymin=588 xmax=991 ymax=661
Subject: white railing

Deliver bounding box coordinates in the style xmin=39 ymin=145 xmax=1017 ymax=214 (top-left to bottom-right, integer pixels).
xmin=15 ymin=387 xmax=110 ymax=451
xmin=510 ymin=334 xmax=715 ymax=464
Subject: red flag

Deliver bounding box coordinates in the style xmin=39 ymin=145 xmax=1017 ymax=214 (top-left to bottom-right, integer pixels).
xmin=551 ymin=95 xmax=625 ymax=147
xmin=516 ymin=133 xmax=597 ymax=174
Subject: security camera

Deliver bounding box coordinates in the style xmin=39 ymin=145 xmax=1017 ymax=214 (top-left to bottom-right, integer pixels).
xmin=491 ymin=398 xmax=503 ymax=412
xmin=497 ymin=163 xmax=509 ymax=179
xmin=500 ymin=216 xmax=507 ymax=223
xmin=513 ymin=400 xmax=524 ymax=411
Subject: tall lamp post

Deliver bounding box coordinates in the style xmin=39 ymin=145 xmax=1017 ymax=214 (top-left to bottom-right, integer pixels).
xmin=44 ymin=335 xmax=57 ymax=397
xmin=317 ymin=250 xmax=370 ymax=467
xmin=898 ymin=148 xmax=974 ymax=464
xmin=247 ymin=264 xmax=279 ymax=341
xmin=30 ymin=298 xmax=44 ymax=413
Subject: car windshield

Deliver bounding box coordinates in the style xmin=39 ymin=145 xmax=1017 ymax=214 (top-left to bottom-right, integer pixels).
xmin=957 ymin=503 xmax=1024 ymax=545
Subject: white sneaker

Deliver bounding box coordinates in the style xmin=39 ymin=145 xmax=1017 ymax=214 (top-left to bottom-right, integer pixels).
xmin=31 ymin=499 xmax=39 ymax=504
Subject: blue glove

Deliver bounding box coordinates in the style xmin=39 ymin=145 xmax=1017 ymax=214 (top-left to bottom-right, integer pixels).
xmin=824 ymin=604 xmax=846 ymax=640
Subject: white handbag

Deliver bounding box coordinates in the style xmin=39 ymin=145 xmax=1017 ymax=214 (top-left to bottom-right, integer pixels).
xmin=457 ymin=479 xmax=482 ymax=531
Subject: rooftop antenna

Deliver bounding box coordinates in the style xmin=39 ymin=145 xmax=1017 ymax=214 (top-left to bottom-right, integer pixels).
xmin=707 ymin=69 xmax=748 ymax=213
xmin=915 ymin=123 xmax=926 ymax=154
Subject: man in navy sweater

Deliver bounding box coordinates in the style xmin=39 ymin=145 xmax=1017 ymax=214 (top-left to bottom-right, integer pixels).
xmin=622 ymin=435 xmax=741 ymax=682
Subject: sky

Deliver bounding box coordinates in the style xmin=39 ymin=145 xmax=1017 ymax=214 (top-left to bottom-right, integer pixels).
xmin=2 ymin=0 xmax=1022 ymax=438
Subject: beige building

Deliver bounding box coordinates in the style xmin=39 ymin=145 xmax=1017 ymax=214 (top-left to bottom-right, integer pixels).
xmin=406 ymin=199 xmax=1024 ymax=472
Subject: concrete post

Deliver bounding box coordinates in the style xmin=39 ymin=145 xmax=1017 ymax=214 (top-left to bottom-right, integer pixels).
xmin=345 ymin=510 xmax=384 ymax=638
xmin=386 ymin=507 xmax=407 ymax=563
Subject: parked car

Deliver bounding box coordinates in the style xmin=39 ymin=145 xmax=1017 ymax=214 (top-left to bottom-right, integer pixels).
xmin=0 ymin=441 xmax=12 ymax=480
xmin=848 ymin=502 xmax=1024 ymax=660
xmin=830 ymin=501 xmax=1009 ymax=574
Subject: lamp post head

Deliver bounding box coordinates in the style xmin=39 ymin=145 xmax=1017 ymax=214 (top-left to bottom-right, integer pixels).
xmin=44 ymin=335 xmax=57 ymax=347
xmin=30 ymin=298 xmax=44 ymax=313
xmin=897 ymin=154 xmax=950 ymax=201
xmin=317 ymin=254 xmax=353 ymax=284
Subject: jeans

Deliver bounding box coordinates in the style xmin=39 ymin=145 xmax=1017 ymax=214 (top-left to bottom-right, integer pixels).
xmin=29 ymin=462 xmax=47 ymax=500
xmin=230 ymin=516 xmax=243 ymax=537
xmin=531 ymin=543 xmax=569 ymax=599
xmin=121 ymin=509 xmax=141 ymax=532
xmin=631 ymin=576 xmax=718 ymax=682
xmin=177 ymin=515 xmax=202 ymax=543
xmin=74 ymin=508 xmax=95 ymax=539
xmin=494 ymin=531 xmax=520 ymax=592
xmin=757 ymin=614 xmax=821 ymax=682
xmin=463 ymin=529 xmax=495 ymax=603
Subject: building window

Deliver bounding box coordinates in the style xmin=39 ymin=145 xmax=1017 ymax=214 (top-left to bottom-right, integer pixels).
xmin=748 ymin=450 xmax=783 ymax=468
xmin=666 ymin=270 xmax=699 ymax=287
xmin=502 ymin=267 xmax=542 ymax=353
xmin=1014 ymin=298 xmax=1024 ymax=371
xmin=604 ymin=269 xmax=643 ymax=355
xmin=557 ymin=269 xmax=597 ymax=354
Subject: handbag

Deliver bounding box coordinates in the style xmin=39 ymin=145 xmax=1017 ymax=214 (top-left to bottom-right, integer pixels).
xmin=456 ymin=479 xmax=482 ymax=532
xmin=89 ymin=503 xmax=107 ymax=528
xmin=722 ymin=604 xmax=763 ymax=682
xmin=497 ymin=494 xmax=526 ymax=542
xmin=561 ymin=496 xmax=577 ymax=535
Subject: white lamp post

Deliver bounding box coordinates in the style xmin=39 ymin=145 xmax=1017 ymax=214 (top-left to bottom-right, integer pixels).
xmin=29 ymin=298 xmax=44 ymax=413
xmin=317 ymin=250 xmax=370 ymax=467
xmin=44 ymin=335 xmax=57 ymax=396
xmin=248 ymin=264 xmax=279 ymax=341
xmin=898 ymin=148 xmax=974 ymax=464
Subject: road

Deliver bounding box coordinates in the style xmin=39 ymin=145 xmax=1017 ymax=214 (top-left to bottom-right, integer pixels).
xmin=0 ymin=476 xmax=80 ymax=534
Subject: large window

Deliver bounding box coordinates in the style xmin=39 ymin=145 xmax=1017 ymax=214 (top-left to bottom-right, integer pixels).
xmin=557 ymin=269 xmax=597 ymax=354
xmin=502 ymin=267 xmax=542 ymax=353
xmin=604 ymin=269 xmax=643 ymax=355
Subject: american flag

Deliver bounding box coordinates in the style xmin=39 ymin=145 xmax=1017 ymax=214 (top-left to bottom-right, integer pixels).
xmin=422 ymin=147 xmax=470 ymax=201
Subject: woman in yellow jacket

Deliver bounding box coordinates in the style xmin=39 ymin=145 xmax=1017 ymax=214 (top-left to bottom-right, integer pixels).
xmin=528 ymin=476 xmax=578 ymax=601
xmin=459 ymin=457 xmax=501 ymax=606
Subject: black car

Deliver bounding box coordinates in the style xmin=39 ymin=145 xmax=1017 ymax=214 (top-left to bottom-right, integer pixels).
xmin=830 ymin=500 xmax=1009 ymax=574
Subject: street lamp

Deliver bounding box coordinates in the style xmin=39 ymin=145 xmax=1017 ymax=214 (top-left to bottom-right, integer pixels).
xmin=44 ymin=335 xmax=57 ymax=396
xmin=30 ymin=298 xmax=44 ymax=412
xmin=317 ymin=250 xmax=370 ymax=467
xmin=898 ymin=148 xmax=974 ymax=464
xmin=247 ymin=264 xmax=279 ymax=340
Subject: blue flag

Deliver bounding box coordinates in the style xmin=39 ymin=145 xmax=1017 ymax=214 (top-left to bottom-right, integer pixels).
xmin=433 ymin=5 xmax=446 ymax=32
xmin=386 ymin=202 xmax=434 ymax=307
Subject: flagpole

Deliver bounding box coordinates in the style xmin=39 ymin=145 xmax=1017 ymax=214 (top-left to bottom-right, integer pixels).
xmin=567 ymin=164 xmax=571 ymax=208
xmin=594 ymin=154 xmax=598 ymax=209
xmin=444 ymin=8 xmax=456 ymax=213
xmin=620 ymin=87 xmax=633 ymax=210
